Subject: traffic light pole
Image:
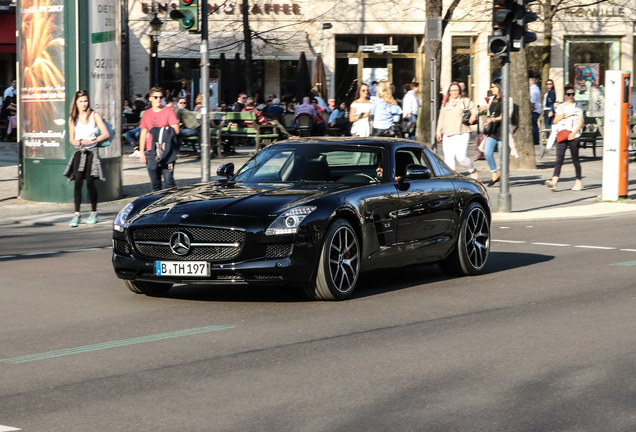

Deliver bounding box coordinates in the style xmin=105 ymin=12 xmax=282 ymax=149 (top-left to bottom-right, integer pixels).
xmin=498 ymin=57 xmax=512 ymax=213
xmin=200 ymin=0 xmax=210 ymax=182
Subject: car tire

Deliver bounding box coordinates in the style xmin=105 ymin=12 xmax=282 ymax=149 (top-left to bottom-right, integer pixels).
xmin=439 ymin=201 xmax=490 ymax=276
xmin=125 ymin=280 xmax=173 ymax=296
xmin=303 ymin=219 xmax=360 ymax=301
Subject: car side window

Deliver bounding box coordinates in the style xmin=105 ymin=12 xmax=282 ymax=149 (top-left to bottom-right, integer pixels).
xmin=423 ymin=148 xmax=454 ymax=177
xmin=395 ymin=148 xmax=429 ymax=179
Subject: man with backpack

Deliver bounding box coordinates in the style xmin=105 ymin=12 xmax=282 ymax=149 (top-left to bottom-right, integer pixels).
xmin=139 ymin=87 xmax=180 ymax=191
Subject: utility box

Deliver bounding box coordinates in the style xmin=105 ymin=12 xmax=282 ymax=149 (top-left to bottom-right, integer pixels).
xmin=602 ymin=70 xmax=631 ymax=201
xmin=18 ymin=0 xmax=122 ymax=202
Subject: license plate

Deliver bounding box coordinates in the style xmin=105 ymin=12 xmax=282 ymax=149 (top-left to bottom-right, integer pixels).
xmin=155 ymin=261 xmax=210 ymax=277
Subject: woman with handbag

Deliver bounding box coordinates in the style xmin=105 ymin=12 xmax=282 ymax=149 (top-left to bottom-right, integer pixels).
xmin=545 ymin=84 xmax=584 ymax=192
xmin=436 ymin=83 xmax=479 ymax=179
xmin=370 ymin=80 xmax=402 ymax=137
xmin=482 ymin=80 xmax=504 ymax=187
xmin=63 ymin=90 xmax=110 ymax=227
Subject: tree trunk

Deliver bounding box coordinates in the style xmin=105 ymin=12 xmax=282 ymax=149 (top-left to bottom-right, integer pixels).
xmin=540 ymin=0 xmax=553 ymax=94
xmin=242 ymin=0 xmax=253 ymax=96
xmin=419 ymin=0 xmax=443 ymax=145
xmin=418 ymin=41 xmax=441 ymax=145
xmin=509 ymin=50 xmax=537 ymax=169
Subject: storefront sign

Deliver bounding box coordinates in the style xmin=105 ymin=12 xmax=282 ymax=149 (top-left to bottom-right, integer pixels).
xmin=360 ymin=44 xmax=398 ymax=53
xmin=565 ymin=7 xmax=625 ymax=19
xmin=89 ymin=0 xmax=121 ymax=157
xmin=19 ymin=0 xmax=66 ymax=159
xmin=141 ymin=2 xmax=301 ymax=15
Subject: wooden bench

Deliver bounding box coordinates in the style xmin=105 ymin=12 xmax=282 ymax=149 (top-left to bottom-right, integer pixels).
xmin=217 ymin=112 xmax=279 ymax=153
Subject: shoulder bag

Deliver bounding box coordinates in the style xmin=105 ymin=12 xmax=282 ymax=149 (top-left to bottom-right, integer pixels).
xmin=461 ymin=99 xmax=472 ymax=126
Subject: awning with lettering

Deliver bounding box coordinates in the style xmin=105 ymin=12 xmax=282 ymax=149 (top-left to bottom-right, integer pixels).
xmin=156 ymin=31 xmax=315 ymax=60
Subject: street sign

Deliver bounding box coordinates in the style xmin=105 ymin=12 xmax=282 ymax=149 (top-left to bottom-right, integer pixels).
xmin=359 ymin=44 xmax=398 ymax=53
xmin=426 ymin=17 xmax=442 ymax=42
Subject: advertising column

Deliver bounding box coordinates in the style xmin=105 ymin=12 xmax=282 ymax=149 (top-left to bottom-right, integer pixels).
xmin=88 ymin=0 xmax=122 ymax=201
xmin=18 ymin=0 xmax=69 ymax=201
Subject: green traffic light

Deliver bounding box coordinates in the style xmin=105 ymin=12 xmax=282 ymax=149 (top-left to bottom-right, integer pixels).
xmin=182 ymin=11 xmax=194 ymax=29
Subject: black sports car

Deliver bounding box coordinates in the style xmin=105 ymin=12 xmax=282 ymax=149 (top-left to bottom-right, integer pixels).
xmin=112 ymin=138 xmax=491 ymax=300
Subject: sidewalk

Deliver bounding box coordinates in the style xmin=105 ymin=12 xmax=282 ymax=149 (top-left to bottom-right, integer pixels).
xmin=0 ymin=140 xmax=635 ymax=226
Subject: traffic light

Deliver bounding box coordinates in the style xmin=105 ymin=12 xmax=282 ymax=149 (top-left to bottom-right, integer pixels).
xmin=170 ymin=0 xmax=199 ymax=33
xmin=488 ymin=0 xmax=515 ymax=58
xmin=510 ymin=0 xmax=538 ymax=51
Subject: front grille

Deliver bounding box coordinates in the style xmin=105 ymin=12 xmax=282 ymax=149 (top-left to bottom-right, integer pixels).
xmin=265 ymin=243 xmax=293 ymax=258
xmin=132 ymin=227 xmax=244 ymax=243
xmin=113 ymin=239 xmax=131 ymax=255
xmin=131 ymin=226 xmax=245 ymax=262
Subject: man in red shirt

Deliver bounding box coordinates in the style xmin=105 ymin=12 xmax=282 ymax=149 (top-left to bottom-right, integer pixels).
xmin=139 ymin=87 xmax=180 ymax=191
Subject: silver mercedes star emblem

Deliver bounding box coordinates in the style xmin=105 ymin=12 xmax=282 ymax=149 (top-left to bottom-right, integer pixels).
xmin=169 ymin=231 xmax=191 ymax=256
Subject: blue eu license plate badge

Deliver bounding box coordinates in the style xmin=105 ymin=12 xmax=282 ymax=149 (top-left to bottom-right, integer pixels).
xmin=155 ymin=262 xmax=162 ymax=275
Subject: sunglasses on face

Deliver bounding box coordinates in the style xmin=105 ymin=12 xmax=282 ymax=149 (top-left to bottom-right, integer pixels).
xmin=565 ymin=92 xmax=575 ymax=96
xmin=150 ymin=95 xmax=161 ymax=99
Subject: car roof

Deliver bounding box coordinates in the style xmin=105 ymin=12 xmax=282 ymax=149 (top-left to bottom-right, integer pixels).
xmin=275 ymin=136 xmax=430 ymax=150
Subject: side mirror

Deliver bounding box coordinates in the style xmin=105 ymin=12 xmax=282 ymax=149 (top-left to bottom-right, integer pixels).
xmin=404 ymin=164 xmax=431 ymax=180
xmin=216 ymin=163 xmax=235 ymax=179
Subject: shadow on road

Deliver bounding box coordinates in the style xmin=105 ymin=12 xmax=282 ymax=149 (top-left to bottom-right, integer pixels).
xmin=162 ymin=251 xmax=554 ymax=302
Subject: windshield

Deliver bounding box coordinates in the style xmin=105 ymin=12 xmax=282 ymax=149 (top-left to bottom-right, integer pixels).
xmin=233 ymin=144 xmax=387 ymax=185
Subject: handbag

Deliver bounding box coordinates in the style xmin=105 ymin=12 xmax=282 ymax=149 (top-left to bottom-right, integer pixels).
xmin=401 ymin=120 xmax=416 ymax=135
xmin=461 ymin=99 xmax=472 ymax=126
xmin=483 ymin=121 xmax=494 ymax=136
xmin=556 ymin=129 xmax=571 ymax=143
xmin=96 ymin=117 xmax=116 ymax=147
xmin=474 ymin=136 xmax=485 ymax=161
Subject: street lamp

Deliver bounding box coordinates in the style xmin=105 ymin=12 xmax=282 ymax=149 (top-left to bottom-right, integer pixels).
xmin=149 ymin=13 xmax=163 ymax=87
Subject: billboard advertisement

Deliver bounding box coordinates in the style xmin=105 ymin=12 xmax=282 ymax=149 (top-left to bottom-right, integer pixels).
xmin=19 ymin=0 xmax=66 ymax=159
xmin=89 ymin=0 xmax=121 ymax=157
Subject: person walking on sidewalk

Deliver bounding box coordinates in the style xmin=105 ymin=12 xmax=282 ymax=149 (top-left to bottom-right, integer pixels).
xmin=64 ymin=90 xmax=110 ymax=227
xmin=436 ymin=83 xmax=479 ymax=179
xmin=139 ymin=87 xmax=180 ymax=191
xmin=402 ymin=82 xmax=421 ymax=140
xmin=543 ymin=79 xmax=556 ymax=133
xmin=529 ymin=77 xmax=542 ymax=146
xmin=370 ymin=80 xmax=402 ymax=137
xmin=545 ymin=84 xmax=584 ymax=192
xmin=349 ymin=83 xmax=372 ymax=137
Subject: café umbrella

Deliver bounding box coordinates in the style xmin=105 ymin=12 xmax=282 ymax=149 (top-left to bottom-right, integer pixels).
xmin=295 ymin=51 xmax=311 ymax=102
xmin=311 ymin=53 xmax=327 ymax=101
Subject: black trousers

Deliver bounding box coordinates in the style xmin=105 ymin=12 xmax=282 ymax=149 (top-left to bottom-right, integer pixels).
xmin=72 ymin=151 xmax=97 ymax=213
xmin=553 ymin=138 xmax=582 ymax=180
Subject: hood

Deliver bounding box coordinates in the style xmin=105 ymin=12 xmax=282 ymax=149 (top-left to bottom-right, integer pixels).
xmin=131 ymin=181 xmax=344 ymax=221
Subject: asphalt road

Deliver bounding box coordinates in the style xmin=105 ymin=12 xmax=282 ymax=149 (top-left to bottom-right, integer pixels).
xmin=1 ymin=215 xmax=636 ymax=431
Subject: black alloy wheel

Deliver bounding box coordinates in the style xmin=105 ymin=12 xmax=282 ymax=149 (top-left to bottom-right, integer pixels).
xmin=303 ymin=219 xmax=360 ymax=301
xmin=125 ymin=280 xmax=174 ymax=297
xmin=439 ymin=201 xmax=490 ymax=276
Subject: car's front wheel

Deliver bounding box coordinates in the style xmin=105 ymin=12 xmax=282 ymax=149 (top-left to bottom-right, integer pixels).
xmin=303 ymin=219 xmax=360 ymax=301
xmin=125 ymin=280 xmax=173 ymax=296
xmin=439 ymin=201 xmax=490 ymax=276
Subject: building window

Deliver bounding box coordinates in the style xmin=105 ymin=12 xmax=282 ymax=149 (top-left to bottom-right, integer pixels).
xmin=280 ymin=60 xmax=298 ymax=101
xmin=565 ymin=38 xmax=620 ymax=102
xmin=451 ymin=36 xmax=475 ymax=99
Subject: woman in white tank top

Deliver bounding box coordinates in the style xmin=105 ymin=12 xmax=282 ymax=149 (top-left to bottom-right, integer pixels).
xmin=349 ymin=83 xmax=372 ymax=137
xmin=65 ymin=90 xmax=110 ymax=227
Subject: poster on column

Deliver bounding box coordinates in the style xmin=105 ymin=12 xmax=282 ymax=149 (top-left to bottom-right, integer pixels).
xmin=89 ymin=0 xmax=121 ymax=157
xmin=19 ymin=0 xmax=66 ymax=159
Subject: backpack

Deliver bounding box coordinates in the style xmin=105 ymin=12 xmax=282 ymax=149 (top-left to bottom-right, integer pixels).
xmin=96 ymin=115 xmax=116 ymax=147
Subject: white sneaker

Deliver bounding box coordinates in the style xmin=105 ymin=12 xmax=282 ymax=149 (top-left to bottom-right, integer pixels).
xmin=129 ymin=150 xmax=140 ymax=157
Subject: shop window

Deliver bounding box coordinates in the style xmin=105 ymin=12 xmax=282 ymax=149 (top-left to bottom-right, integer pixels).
xmin=336 ymin=36 xmax=360 ymax=53
xmin=565 ymin=38 xmax=620 ymax=103
xmin=393 ymin=58 xmax=415 ymax=96
xmin=451 ymin=36 xmax=475 ymax=98
xmin=391 ymin=36 xmax=416 ymax=53
xmin=280 ymin=60 xmax=298 ymax=101
xmin=334 ymin=57 xmax=357 ymax=102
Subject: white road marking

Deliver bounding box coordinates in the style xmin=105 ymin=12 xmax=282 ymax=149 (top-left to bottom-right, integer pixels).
xmin=493 ymin=239 xmax=527 ymax=244
xmin=619 ymin=249 xmax=636 ymax=252
xmin=499 ymin=227 xmax=510 ymax=229
xmin=0 ymin=426 xmax=22 ymax=431
xmin=531 ymin=242 xmax=572 ymax=247
xmin=575 ymin=245 xmax=616 ymax=250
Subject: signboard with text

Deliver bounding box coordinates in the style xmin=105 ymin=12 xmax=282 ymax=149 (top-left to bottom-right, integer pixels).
xmin=19 ymin=0 xmax=67 ymax=159
xmin=89 ymin=0 xmax=121 ymax=157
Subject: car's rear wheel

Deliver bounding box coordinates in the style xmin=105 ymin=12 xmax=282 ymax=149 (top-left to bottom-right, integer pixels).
xmin=439 ymin=201 xmax=490 ymax=276
xmin=303 ymin=219 xmax=360 ymax=301
xmin=125 ymin=280 xmax=173 ymax=296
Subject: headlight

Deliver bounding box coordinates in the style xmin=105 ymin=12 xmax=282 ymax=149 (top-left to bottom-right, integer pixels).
xmin=113 ymin=202 xmax=134 ymax=232
xmin=265 ymin=206 xmax=317 ymax=236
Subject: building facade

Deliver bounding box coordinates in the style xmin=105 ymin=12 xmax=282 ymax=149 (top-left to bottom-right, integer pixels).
xmin=126 ymin=0 xmax=636 ymax=108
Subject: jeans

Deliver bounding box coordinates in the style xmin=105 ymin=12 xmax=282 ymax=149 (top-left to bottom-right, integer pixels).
xmin=483 ymin=136 xmax=502 ymax=173
xmin=147 ymin=161 xmax=176 ymax=192
xmin=124 ymin=127 xmax=141 ymax=146
xmin=531 ymin=111 xmax=540 ymax=145
xmin=553 ymin=138 xmax=582 ymax=180
xmin=179 ymin=127 xmax=200 ymax=139
xmin=407 ymin=114 xmax=417 ymax=140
